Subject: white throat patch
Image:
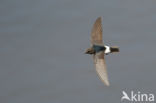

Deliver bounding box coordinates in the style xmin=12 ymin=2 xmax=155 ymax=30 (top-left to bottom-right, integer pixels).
xmin=104 ymin=45 xmax=111 ymax=54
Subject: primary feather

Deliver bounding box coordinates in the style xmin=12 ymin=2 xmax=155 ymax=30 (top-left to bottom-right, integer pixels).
xmin=91 ymin=17 xmax=103 ymax=45
xmin=93 ymin=52 xmax=110 ymax=86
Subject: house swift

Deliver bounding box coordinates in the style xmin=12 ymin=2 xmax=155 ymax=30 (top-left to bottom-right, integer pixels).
xmin=85 ymin=17 xmax=119 ymax=86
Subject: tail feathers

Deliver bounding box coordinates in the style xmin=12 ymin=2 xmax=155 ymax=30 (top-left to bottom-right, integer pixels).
xmin=110 ymin=46 xmax=119 ymax=53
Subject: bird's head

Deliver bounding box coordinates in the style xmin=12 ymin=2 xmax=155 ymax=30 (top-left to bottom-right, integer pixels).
xmin=85 ymin=48 xmax=95 ymax=54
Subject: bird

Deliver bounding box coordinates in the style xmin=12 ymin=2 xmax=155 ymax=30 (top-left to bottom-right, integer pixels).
xmin=85 ymin=17 xmax=119 ymax=86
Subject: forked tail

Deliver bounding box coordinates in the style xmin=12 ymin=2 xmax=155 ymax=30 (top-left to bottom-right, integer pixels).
xmin=110 ymin=46 xmax=119 ymax=53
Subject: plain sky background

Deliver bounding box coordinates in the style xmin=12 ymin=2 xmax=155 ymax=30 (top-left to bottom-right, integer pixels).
xmin=0 ymin=0 xmax=156 ymax=103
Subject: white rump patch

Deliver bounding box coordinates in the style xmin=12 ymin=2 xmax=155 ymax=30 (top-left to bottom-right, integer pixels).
xmin=104 ymin=45 xmax=111 ymax=54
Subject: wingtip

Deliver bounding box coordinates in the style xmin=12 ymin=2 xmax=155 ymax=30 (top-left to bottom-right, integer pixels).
xmin=101 ymin=77 xmax=110 ymax=86
xmin=104 ymin=80 xmax=110 ymax=86
xmin=96 ymin=16 xmax=102 ymax=21
xmin=97 ymin=16 xmax=102 ymax=19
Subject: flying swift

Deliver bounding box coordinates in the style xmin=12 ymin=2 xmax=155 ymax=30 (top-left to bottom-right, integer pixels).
xmin=85 ymin=17 xmax=119 ymax=86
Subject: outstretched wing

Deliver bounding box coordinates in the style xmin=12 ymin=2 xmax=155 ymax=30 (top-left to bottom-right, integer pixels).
xmin=93 ymin=52 xmax=110 ymax=86
xmin=91 ymin=17 xmax=103 ymax=45
xmin=91 ymin=17 xmax=109 ymax=86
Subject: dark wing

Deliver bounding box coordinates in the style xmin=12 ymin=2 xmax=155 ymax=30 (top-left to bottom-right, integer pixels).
xmin=91 ymin=17 xmax=103 ymax=45
xmin=93 ymin=52 xmax=110 ymax=86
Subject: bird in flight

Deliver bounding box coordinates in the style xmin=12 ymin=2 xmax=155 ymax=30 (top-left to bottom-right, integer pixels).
xmin=85 ymin=17 xmax=119 ymax=86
